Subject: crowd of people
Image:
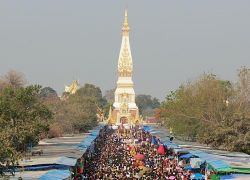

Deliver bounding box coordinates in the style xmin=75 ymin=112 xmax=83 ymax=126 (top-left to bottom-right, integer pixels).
xmin=72 ymin=125 xmax=203 ymax=180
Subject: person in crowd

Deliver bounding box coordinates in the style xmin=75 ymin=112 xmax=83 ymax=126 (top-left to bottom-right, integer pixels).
xmin=72 ymin=125 xmax=201 ymax=180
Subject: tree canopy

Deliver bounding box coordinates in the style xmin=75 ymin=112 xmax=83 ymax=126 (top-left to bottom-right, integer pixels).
xmin=159 ymin=68 xmax=250 ymax=154
xmin=44 ymin=83 xmax=108 ymax=135
xmin=40 ymin=87 xmax=58 ymax=98
xmin=0 ymin=85 xmax=53 ymax=166
xmin=0 ymin=70 xmax=26 ymax=89
xmin=76 ymin=83 xmax=107 ymax=107
xmin=135 ymin=94 xmax=160 ymax=117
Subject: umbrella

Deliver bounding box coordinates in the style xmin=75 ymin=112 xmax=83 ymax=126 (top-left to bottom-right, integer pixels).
xmin=176 ymin=166 xmax=182 ymax=170
xmin=169 ymin=176 xmax=176 ymax=180
xmin=134 ymin=153 xmax=145 ymax=161
xmin=190 ymin=173 xmax=205 ymax=180
xmin=183 ymin=165 xmax=193 ymax=170
xmin=157 ymin=144 xmax=166 ymax=155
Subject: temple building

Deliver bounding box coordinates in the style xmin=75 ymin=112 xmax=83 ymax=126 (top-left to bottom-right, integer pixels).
xmin=108 ymin=10 xmax=141 ymax=125
xmin=64 ymin=80 xmax=80 ymax=95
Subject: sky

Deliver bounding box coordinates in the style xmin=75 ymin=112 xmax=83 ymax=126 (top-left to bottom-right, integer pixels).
xmin=0 ymin=1 xmax=250 ymax=100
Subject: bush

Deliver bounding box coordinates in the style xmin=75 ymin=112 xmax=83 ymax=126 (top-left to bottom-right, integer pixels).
xmin=48 ymin=123 xmax=63 ymax=138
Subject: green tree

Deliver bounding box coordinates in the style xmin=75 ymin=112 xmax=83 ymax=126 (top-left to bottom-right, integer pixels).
xmin=68 ymin=94 xmax=98 ymax=133
xmin=76 ymin=84 xmax=102 ymax=100
xmin=76 ymin=83 xmax=107 ymax=107
xmin=45 ymin=83 xmax=108 ymax=134
xmin=0 ymin=85 xmax=53 ymax=167
xmin=40 ymin=87 xmax=58 ymax=98
xmin=160 ymin=70 xmax=250 ymax=153
xmin=135 ymin=94 xmax=160 ymax=117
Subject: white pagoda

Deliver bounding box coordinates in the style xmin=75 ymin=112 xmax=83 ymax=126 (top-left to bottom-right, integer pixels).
xmin=108 ymin=10 xmax=140 ymax=125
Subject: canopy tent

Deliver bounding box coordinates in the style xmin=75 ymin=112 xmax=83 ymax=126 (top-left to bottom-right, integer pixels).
xmin=220 ymin=173 xmax=250 ymax=180
xmin=190 ymin=173 xmax=205 ymax=180
xmin=55 ymin=157 xmax=77 ymax=167
xmin=144 ymin=125 xmax=163 ymax=134
xmin=160 ymin=137 xmax=171 ymax=143
xmin=77 ymin=126 xmax=103 ymax=152
xmin=183 ymin=165 xmax=200 ymax=170
xmin=16 ymin=164 xmax=65 ymax=172
xmin=13 ymin=157 xmax=77 ymax=172
xmin=39 ymin=170 xmax=71 ymax=180
xmin=190 ymin=158 xmax=203 ymax=168
xmin=179 ymin=153 xmax=199 ymax=159
xmin=189 ymin=151 xmax=214 ymax=160
xmin=206 ymin=159 xmax=230 ymax=171
xmin=217 ymin=167 xmax=250 ymax=174
xmin=189 ymin=150 xmax=231 ymax=172
xmin=184 ymin=150 xmax=250 ymax=175
xmin=174 ymin=148 xmax=189 ymax=154
xmin=78 ymin=134 xmax=97 ymax=150
xmin=150 ymin=130 xmax=162 ymax=134
xmin=163 ymin=142 xmax=180 ymax=149
xmin=89 ymin=130 xmax=99 ymax=137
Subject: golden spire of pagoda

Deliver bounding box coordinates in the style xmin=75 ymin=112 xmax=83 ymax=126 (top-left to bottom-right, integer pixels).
xmin=122 ymin=9 xmax=129 ymax=36
xmin=118 ymin=9 xmax=133 ymax=77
